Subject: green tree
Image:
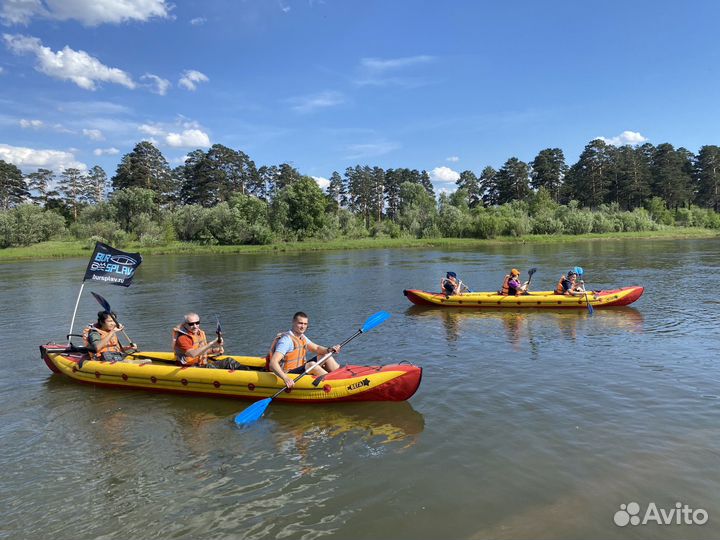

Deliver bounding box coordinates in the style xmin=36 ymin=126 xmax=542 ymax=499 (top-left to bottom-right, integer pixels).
xmin=85 ymin=165 xmax=108 ymax=204
xmin=280 ymin=177 xmax=328 ymax=238
xmin=0 ymin=160 xmax=29 ymax=209
xmin=455 ymin=170 xmax=482 ymax=207
xmin=398 ymin=181 xmax=438 ymax=237
xmin=564 ymin=139 xmax=613 ymax=207
xmin=420 ymin=170 xmax=434 ymax=196
xmin=112 ymin=141 xmax=174 ymax=202
xmin=531 ymin=148 xmax=567 ymax=203
xmin=495 ymin=157 xmax=530 ymax=204
xmin=479 ymin=166 xmax=499 ymax=206
xmin=326 ymin=171 xmax=347 ymax=211
xmin=110 ymin=187 xmax=158 ymax=232
xmin=695 ymin=145 xmax=720 ymax=211
xmin=610 ymin=145 xmax=652 ymax=210
xmin=57 ymin=167 xmax=84 ymax=221
xmin=25 ymin=168 xmax=57 ymax=206
xmin=650 ymin=143 xmax=693 ymax=209
xmin=346 ymin=165 xmax=375 ymax=227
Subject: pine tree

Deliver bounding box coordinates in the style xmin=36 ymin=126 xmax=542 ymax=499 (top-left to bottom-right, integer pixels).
xmin=695 ymin=145 xmax=720 ymax=211
xmin=564 ymin=139 xmax=613 ymax=207
xmin=57 ymin=167 xmax=84 ymax=221
xmin=85 ymin=165 xmax=107 ymax=204
xmin=0 ymin=160 xmax=29 ymax=209
xmin=479 ymin=166 xmax=499 ymax=206
xmin=112 ymin=141 xmax=174 ymax=202
xmin=530 ymin=148 xmax=567 ymax=203
xmin=326 ymin=171 xmax=346 ymax=211
xmin=25 ymin=168 xmax=56 ymax=206
xmin=455 ymin=170 xmax=481 ymax=207
xmin=495 ymin=158 xmax=530 ymax=204
xmin=650 ymin=143 xmax=693 ymax=209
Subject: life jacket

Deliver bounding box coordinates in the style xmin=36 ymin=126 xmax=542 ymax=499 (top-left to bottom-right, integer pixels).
xmin=555 ymin=276 xmax=568 ymax=295
xmin=173 ymin=327 xmax=208 ymax=366
xmin=82 ymin=324 xmax=122 ymax=360
xmin=265 ymin=331 xmax=308 ymax=372
xmin=441 ymin=278 xmax=456 ymax=295
xmin=499 ymin=275 xmax=511 ymax=296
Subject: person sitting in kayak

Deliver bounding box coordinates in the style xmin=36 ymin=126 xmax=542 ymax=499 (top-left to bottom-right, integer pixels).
xmin=555 ymin=269 xmax=585 ymax=296
xmin=266 ymin=311 xmax=342 ymax=389
xmin=83 ymin=310 xmax=138 ymax=361
xmin=440 ymin=272 xmax=468 ymax=297
xmin=500 ymin=269 xmax=529 ymax=296
xmin=173 ymin=312 xmax=243 ymax=369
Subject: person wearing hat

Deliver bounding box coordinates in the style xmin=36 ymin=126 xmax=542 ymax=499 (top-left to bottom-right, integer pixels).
xmin=554 ymin=269 xmax=585 ymax=296
xmin=500 ymin=268 xmax=529 ymax=296
xmin=440 ymin=271 xmax=469 ymax=297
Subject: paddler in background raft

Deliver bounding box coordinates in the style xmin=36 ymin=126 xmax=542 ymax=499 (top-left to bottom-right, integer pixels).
xmin=499 ymin=268 xmax=530 ymax=296
xmin=440 ymin=271 xmax=470 ymax=297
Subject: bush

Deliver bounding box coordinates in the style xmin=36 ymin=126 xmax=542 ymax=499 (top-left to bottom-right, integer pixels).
xmin=532 ymin=211 xmax=565 ymax=234
xmin=591 ymin=212 xmax=618 ymax=233
xmin=470 ymin=211 xmax=502 ymax=239
xmin=562 ymin=209 xmax=594 ymax=234
xmin=171 ymin=205 xmax=213 ymax=243
xmin=0 ymin=205 xmax=66 ymax=247
xmin=75 ymin=220 xmax=130 ymax=246
xmin=500 ymin=214 xmax=532 ymax=236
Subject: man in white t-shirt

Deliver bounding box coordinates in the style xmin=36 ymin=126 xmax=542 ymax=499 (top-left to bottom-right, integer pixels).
xmin=267 ymin=311 xmax=342 ymax=389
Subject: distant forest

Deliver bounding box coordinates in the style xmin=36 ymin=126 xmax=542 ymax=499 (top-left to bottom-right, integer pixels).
xmin=1 ymin=138 xmax=719 ymax=248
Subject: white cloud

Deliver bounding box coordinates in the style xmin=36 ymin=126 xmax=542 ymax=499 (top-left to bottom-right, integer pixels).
xmin=3 ymin=33 xmax=135 ymax=90
xmin=82 ymin=128 xmax=104 ymax=141
xmin=430 ymin=166 xmax=460 ymax=183
xmin=288 ymin=91 xmax=345 ymax=113
xmin=166 ymin=129 xmax=210 ymax=148
xmin=312 ymin=176 xmax=329 ymax=189
xmin=446 ymin=156 xmax=460 ymax=162
xmin=345 ymin=141 xmax=400 ymax=159
xmin=139 ymin=123 xmax=165 ymax=137
xmin=1 ymin=0 xmax=169 ymax=26
xmin=360 ymin=55 xmax=435 ymax=72
xmin=189 ymin=16 xmax=206 ymax=25
xmin=19 ymin=118 xmax=43 ymax=128
xmin=0 ymin=66 xmax=4 ymax=74
xmin=93 ymin=147 xmax=119 ymax=156
xmin=0 ymin=142 xmax=85 ymax=171
xmin=178 ymin=69 xmax=208 ymax=91
xmin=596 ymin=130 xmax=648 ymax=147
xmin=141 ymin=73 xmax=170 ymax=95
xmin=356 ymin=55 xmax=435 ymax=86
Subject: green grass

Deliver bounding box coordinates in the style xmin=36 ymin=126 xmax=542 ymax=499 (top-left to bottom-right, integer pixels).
xmin=1 ymin=227 xmax=718 ymax=261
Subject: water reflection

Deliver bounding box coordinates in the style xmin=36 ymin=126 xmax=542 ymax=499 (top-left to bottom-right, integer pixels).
xmin=406 ymin=305 xmax=644 ymax=347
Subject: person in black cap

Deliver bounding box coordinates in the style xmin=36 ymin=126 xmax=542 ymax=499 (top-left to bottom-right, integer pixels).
xmin=440 ymin=272 xmax=468 ymax=297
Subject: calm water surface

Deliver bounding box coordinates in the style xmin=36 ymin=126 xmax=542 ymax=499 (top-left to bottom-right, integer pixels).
xmin=1 ymin=238 xmax=719 ymax=540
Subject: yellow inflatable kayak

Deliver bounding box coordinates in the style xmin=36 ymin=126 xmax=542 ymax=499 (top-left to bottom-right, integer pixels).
xmin=40 ymin=346 xmax=421 ymax=403
xmin=403 ymin=286 xmax=644 ymax=309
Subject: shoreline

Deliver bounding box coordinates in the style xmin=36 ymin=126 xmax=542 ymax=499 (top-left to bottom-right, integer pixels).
xmin=0 ymin=228 xmax=717 ymax=262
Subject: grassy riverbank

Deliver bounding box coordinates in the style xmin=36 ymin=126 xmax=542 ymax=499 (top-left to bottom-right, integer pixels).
xmin=1 ymin=227 xmax=717 ymax=261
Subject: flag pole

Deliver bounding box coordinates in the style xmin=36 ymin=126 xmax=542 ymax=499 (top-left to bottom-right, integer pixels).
xmin=68 ymin=282 xmax=85 ymax=343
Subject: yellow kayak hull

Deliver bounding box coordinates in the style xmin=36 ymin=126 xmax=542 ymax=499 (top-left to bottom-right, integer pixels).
xmin=403 ymin=286 xmax=644 ymax=309
xmin=40 ymin=346 xmax=421 ymax=403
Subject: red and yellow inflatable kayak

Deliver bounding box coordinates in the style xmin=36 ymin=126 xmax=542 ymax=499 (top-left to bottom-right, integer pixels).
xmin=403 ymin=286 xmax=644 ymax=309
xmin=40 ymin=345 xmax=422 ymax=403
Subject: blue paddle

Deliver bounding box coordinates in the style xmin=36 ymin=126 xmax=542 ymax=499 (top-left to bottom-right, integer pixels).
xmin=234 ymin=310 xmax=392 ymax=426
xmin=573 ymin=267 xmax=594 ymax=316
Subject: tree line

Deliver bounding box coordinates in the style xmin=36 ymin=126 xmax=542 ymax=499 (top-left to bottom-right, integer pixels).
xmin=1 ymin=138 xmax=719 ymax=248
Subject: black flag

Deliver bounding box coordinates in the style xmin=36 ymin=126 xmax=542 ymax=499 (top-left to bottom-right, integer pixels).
xmin=83 ymin=242 xmax=142 ymax=287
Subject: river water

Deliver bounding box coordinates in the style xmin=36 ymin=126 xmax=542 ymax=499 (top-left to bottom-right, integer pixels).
xmin=1 ymin=238 xmax=719 ymax=540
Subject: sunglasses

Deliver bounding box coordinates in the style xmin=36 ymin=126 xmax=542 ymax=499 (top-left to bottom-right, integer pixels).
xmin=187 ymin=321 xmax=201 ymax=326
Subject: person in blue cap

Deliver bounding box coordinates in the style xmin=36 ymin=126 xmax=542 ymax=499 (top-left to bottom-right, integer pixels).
xmin=554 ymin=267 xmax=585 ymax=296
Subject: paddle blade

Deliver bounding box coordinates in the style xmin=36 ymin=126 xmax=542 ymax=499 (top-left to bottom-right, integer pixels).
xmin=215 ymin=315 xmax=222 ymax=335
xmin=90 ymin=291 xmax=112 ymax=312
xmin=361 ymin=311 xmax=391 ymax=333
xmin=234 ymin=398 xmax=272 ymax=425
xmin=528 ymin=267 xmax=537 ymax=277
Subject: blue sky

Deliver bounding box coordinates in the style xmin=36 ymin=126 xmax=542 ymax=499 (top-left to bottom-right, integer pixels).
xmin=1 ymin=0 xmax=719 ymax=193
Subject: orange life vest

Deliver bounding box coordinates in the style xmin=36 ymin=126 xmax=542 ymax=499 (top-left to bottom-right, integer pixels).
xmin=173 ymin=327 xmax=208 ymax=366
xmin=82 ymin=325 xmax=122 ymax=360
xmin=265 ymin=331 xmax=308 ymax=372
xmin=555 ymin=275 xmax=567 ymax=295
xmin=499 ymin=275 xmax=511 ymax=296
